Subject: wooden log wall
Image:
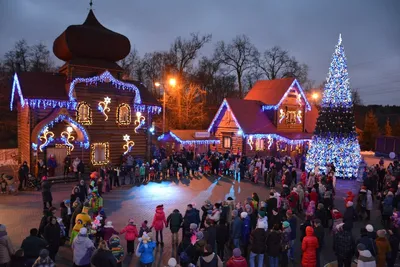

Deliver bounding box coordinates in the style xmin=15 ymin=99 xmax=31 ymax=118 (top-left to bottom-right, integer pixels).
xmin=17 ymin=105 xmax=31 ymax=165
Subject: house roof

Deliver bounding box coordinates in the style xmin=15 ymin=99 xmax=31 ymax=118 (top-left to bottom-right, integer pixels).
xmin=16 ymin=72 xmax=68 ymax=99
xmin=245 ymin=77 xmax=296 ymax=105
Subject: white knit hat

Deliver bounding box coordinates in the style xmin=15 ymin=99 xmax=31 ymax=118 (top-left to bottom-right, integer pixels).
xmin=241 ymin=212 xmax=248 ymax=219
xmin=366 ymin=224 xmax=374 ymax=233
xmin=168 ymin=258 xmax=177 ymax=267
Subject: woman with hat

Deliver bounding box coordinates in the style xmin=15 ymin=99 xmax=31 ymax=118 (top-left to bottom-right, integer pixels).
xmin=41 ymin=176 xmax=53 ymax=209
xmin=151 ymin=204 xmax=167 ymax=245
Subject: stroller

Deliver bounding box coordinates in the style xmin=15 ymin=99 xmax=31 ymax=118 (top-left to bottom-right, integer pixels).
xmin=2 ymin=174 xmax=17 ymax=195
xmin=26 ymin=174 xmax=41 ymax=190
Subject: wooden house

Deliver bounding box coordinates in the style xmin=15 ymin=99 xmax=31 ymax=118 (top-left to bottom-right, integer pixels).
xmin=9 ymin=10 xmax=161 ymax=176
xmin=207 ymin=78 xmax=319 ymax=157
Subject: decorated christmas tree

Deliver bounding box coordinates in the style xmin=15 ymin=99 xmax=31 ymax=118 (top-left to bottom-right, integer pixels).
xmin=306 ymin=34 xmax=361 ymax=178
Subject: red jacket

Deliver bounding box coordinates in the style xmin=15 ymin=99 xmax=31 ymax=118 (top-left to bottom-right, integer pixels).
xmin=152 ymin=206 xmax=167 ymax=231
xmin=287 ymin=191 xmax=299 ymax=208
xmin=120 ymin=224 xmax=138 ymax=241
xmin=309 ymin=192 xmax=318 ymax=204
xmin=226 ymin=256 xmax=248 ymax=267
xmin=301 ymin=226 xmax=319 ymax=267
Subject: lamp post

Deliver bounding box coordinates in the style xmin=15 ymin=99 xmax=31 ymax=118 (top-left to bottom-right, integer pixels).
xmin=155 ymin=78 xmax=176 ymax=133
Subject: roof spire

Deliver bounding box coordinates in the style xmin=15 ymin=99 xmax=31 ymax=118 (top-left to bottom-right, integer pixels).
xmin=89 ymin=0 xmax=93 ymax=10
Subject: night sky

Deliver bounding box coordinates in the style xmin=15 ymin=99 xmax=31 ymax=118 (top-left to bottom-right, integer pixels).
xmin=0 ymin=0 xmax=399 ymax=105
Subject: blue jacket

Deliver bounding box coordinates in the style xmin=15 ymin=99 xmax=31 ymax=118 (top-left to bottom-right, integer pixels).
xmin=241 ymin=216 xmax=251 ymax=245
xmin=231 ymin=217 xmax=242 ymax=239
xmin=138 ymin=241 xmax=156 ymax=264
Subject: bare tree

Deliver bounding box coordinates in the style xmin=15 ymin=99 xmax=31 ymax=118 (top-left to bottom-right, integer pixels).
xmin=14 ymin=39 xmax=30 ymax=72
xmin=119 ymin=48 xmax=140 ymax=79
xmin=214 ymin=35 xmax=258 ymax=98
xmin=30 ymin=43 xmax=53 ymax=72
xmin=351 ymin=88 xmax=363 ymax=106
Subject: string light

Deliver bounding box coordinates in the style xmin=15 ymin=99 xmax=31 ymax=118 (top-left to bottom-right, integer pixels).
xmin=123 ymin=134 xmax=135 ymax=155
xmin=26 ymin=99 xmax=77 ymax=110
xmin=149 ymin=122 xmax=155 ymax=135
xmin=76 ymin=102 xmax=92 ymax=125
xmin=242 ymin=133 xmax=311 ymax=145
xmin=247 ymin=135 xmax=254 ymax=150
xmin=134 ymin=112 xmax=145 ymax=133
xmin=60 ymin=127 xmax=75 ymax=154
xmin=31 ymin=143 xmax=38 ymax=151
xmin=68 ymin=71 xmax=142 ymax=104
xmin=267 ymin=135 xmax=273 ymax=150
xmin=297 ymin=110 xmax=302 ymax=123
xmin=161 ymin=131 xmax=221 ymax=145
xmin=10 ymin=73 xmax=25 ymax=111
xmin=39 ymin=127 xmax=55 ymax=152
xmin=208 ymin=99 xmax=243 ymax=133
xmin=98 ymin=96 xmax=111 ymax=121
xmin=116 ymin=103 xmax=131 ymax=125
xmin=306 ymin=34 xmax=361 ymax=178
xmin=91 ymin=142 xmax=110 ymax=165
xmin=279 ymin=109 xmax=286 ymax=123
xmin=134 ymin=104 xmax=162 ymax=115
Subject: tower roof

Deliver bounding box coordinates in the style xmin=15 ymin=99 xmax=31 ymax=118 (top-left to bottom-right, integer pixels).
xmin=53 ymin=10 xmax=131 ymax=62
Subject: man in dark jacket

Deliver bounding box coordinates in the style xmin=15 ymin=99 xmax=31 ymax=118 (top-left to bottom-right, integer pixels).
xmin=167 ymin=209 xmax=183 ymax=244
xmin=343 ymin=201 xmax=357 ymax=230
xmin=356 ymin=228 xmax=377 ymax=257
xmin=313 ymin=219 xmax=324 ymax=267
xmin=204 ymin=219 xmax=217 ymax=252
xmin=333 ymin=223 xmax=355 ymax=267
xmin=249 ymin=222 xmax=267 ymax=267
xmin=286 ymin=210 xmax=297 ymax=261
xmin=230 ymin=210 xmax=242 ymax=248
xmin=266 ymin=192 xmax=277 ymax=219
xmin=216 ymin=220 xmax=229 ymax=261
xmin=183 ymin=204 xmax=201 ymax=239
xmin=21 ymin=228 xmax=48 ymax=266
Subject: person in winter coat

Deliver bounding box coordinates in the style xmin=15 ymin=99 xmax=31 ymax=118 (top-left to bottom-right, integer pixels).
xmin=72 ymin=227 xmax=95 ymax=267
xmin=109 ymin=235 xmax=124 ymax=267
xmin=139 ymin=220 xmax=151 ymax=238
xmin=91 ymin=241 xmax=117 ymax=267
xmin=266 ymin=192 xmax=277 ymax=219
xmin=41 ymin=176 xmax=53 ymax=209
xmin=357 ymin=243 xmax=376 ymax=267
xmin=241 ymin=212 xmax=251 ymax=257
xmin=387 ymin=229 xmax=399 ymax=267
xmin=230 ymin=210 xmax=242 ymax=248
xmin=182 ymin=204 xmax=201 ymax=240
xmin=313 ymin=219 xmax=324 ymax=267
xmin=301 ymin=226 xmax=319 ymax=267
xmin=103 ymin=221 xmax=119 ymax=243
xmin=207 ymin=203 xmax=222 ymax=225
xmin=201 ymin=200 xmax=213 ymax=229
xmin=287 ymin=187 xmax=299 ymax=214
xmin=21 ymin=228 xmax=48 ymax=265
xmin=343 ymin=201 xmax=357 ymax=230
xmin=167 ymin=209 xmax=183 ymax=245
xmin=249 ymin=220 xmax=267 ymax=267
xmin=226 ymin=248 xmax=248 ymax=267
xmin=204 ymin=219 xmax=217 ymax=253
xmin=333 ymin=223 xmax=355 ymax=267
xmin=120 ymin=218 xmax=138 ymax=255
xmin=366 ymin=190 xmax=373 ymax=221
xmin=43 ymin=216 xmax=61 ymax=261
xmin=256 ymin=211 xmax=268 ymax=231
xmin=375 ymin=229 xmax=391 ymax=267
xmin=357 ymin=228 xmax=377 ymax=258
xmin=286 ymin=210 xmax=297 ymax=261
xmin=266 ymin=224 xmax=282 ymax=267
xmin=197 ymin=244 xmax=223 ymax=267
xmin=216 ymin=219 xmax=229 ymax=261
xmin=32 ymin=249 xmax=55 ymax=267
xmin=77 ymin=179 xmax=88 ymax=202
xmin=151 ymin=204 xmax=167 ymax=245
xmin=0 ymin=224 xmax=14 ymax=267
xmin=138 ymin=233 xmax=157 ymax=267
xmin=281 ymin=221 xmax=291 ymax=267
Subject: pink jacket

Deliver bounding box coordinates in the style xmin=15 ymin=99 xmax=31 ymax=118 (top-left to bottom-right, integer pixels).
xmin=152 ymin=206 xmax=167 ymax=231
xmin=120 ymin=224 xmax=138 ymax=241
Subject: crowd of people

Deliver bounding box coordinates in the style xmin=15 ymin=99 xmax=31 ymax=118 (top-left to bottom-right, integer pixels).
xmin=1 ymin=149 xmax=400 ymax=267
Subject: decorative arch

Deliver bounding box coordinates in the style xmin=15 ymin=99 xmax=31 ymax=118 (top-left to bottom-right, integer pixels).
xmin=76 ymin=101 xmax=92 ymax=125
xmin=31 ymin=108 xmax=90 ymax=151
xmin=116 ymin=103 xmax=131 ymax=125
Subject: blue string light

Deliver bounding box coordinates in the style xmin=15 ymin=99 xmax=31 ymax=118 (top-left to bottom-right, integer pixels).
xmin=10 ymin=73 xmax=25 ymax=111
xmin=244 ymin=134 xmax=311 ymax=145
xmin=27 ymin=99 xmax=77 ymax=110
xmin=159 ymin=131 xmax=221 ymax=145
xmin=134 ymin=104 xmax=162 ymax=114
xmin=306 ymin=34 xmax=361 ymax=178
xmin=68 ymin=71 xmax=142 ymax=104
xmin=207 ymin=99 xmax=243 ymax=133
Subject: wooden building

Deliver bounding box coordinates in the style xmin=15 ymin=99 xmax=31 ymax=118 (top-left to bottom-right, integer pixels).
xmin=207 ymin=78 xmax=319 ymax=157
xmin=9 ymin=10 xmax=160 ymax=176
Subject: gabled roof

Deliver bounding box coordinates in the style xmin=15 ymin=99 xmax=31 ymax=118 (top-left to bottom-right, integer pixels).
xmin=245 ymin=77 xmax=311 ymax=111
xmin=208 ymin=98 xmax=277 ymax=135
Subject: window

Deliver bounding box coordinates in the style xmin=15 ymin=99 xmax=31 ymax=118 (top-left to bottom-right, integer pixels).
xmin=286 ymin=111 xmax=296 ymax=124
xmin=223 ymin=136 xmax=232 ymax=149
xmin=255 ymin=138 xmax=264 ymax=151
xmin=117 ymin=103 xmax=131 ymax=125
xmin=91 ymin=142 xmax=110 ymax=165
xmin=76 ymin=102 xmax=92 ymax=125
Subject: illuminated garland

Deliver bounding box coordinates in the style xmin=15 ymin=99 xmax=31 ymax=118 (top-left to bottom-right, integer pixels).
xmin=208 ymin=99 xmax=243 ymax=133
xmin=76 ymin=102 xmax=92 ymax=125
xmin=33 ymin=114 xmax=90 ymax=151
xmin=123 ymin=134 xmax=135 ymax=155
xmin=134 ymin=112 xmax=145 ymax=133
xmin=161 ymin=131 xmax=221 ymax=145
xmin=134 ymin=104 xmax=162 ymax=115
xmin=39 ymin=127 xmax=55 ymax=152
xmin=279 ymin=109 xmax=286 ymax=123
xmin=26 ymin=99 xmax=77 ymax=110
xmin=242 ymin=133 xmax=311 ymax=145
xmin=60 ymin=129 xmax=75 ymax=154
xmin=297 ymin=110 xmax=302 ymax=123
xmin=68 ymin=71 xmax=142 ymax=104
xmin=116 ymin=103 xmax=131 ymax=125
xmin=91 ymin=142 xmax=110 ymax=165
xmin=10 ymin=73 xmax=25 ymax=111
xmin=267 ymin=135 xmax=273 ymax=150
xmin=247 ymin=135 xmax=254 ymax=150
xmin=98 ymin=97 xmax=111 ymax=121
xmin=31 ymin=143 xmax=38 ymax=151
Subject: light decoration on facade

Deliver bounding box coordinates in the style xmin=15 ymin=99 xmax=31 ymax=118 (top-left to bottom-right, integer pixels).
xmin=296 ymin=93 xmax=303 ymax=107
xmin=123 ymin=134 xmax=135 ymax=155
xmin=160 ymin=131 xmax=221 ymax=145
xmin=10 ymin=73 xmax=25 ymax=111
xmin=26 ymin=99 xmax=77 ymax=110
xmin=276 ymin=141 xmax=288 ymax=152
xmin=134 ymin=112 xmax=146 ymax=133
xmin=306 ymin=34 xmax=361 ymax=178
xmin=33 ymin=114 xmax=90 ymax=151
xmin=116 ymin=103 xmax=131 ymax=125
xmin=297 ymin=110 xmax=302 ymax=123
xmin=68 ymin=71 xmax=142 ymax=104
xmin=31 ymin=143 xmax=38 ymax=151
xmin=134 ymin=104 xmax=162 ymax=115
xmin=242 ymin=133 xmax=311 ymax=145
xmin=247 ymin=135 xmax=254 ymax=150
xmin=98 ymin=97 xmax=111 ymax=121
xmin=91 ymin=142 xmax=110 ymax=166
xmin=261 ymin=79 xmax=311 ymax=112
xmin=149 ymin=122 xmax=155 ymax=135
xmin=76 ymin=102 xmax=92 ymax=125
xmin=38 ymin=127 xmax=55 ymax=152
xmin=207 ymin=99 xmax=243 ymax=134
xmin=267 ymin=135 xmax=273 ymax=150
xmin=279 ymin=109 xmax=286 ymax=123
xmin=60 ymin=127 xmax=75 ymax=154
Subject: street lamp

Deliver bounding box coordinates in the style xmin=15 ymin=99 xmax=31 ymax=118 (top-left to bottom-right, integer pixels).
xmin=312 ymin=92 xmax=319 ymax=100
xmin=155 ymin=78 xmax=177 ymax=133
